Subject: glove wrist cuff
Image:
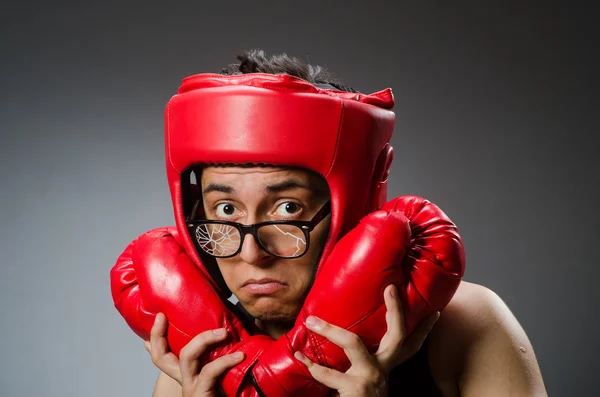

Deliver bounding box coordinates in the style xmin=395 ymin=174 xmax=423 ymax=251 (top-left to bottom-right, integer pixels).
xmin=220 ymin=335 xmax=273 ymax=396
xmin=253 ymin=335 xmax=328 ymax=397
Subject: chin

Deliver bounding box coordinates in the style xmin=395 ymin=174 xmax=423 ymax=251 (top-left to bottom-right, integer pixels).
xmin=244 ymin=299 xmax=300 ymax=323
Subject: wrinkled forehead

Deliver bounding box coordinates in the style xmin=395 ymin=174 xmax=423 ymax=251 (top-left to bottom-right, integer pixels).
xmin=198 ymin=164 xmax=330 ymax=200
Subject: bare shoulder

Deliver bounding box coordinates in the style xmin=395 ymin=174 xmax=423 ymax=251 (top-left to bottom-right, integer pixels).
xmin=433 ymin=281 xmax=512 ymax=337
xmin=426 ymin=281 xmax=548 ymax=397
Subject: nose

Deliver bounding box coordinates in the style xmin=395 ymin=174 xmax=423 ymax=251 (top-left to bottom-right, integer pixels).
xmin=238 ymin=233 xmax=272 ymax=266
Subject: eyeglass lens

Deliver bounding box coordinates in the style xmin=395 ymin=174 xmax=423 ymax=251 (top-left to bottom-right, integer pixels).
xmin=195 ymin=223 xmax=307 ymax=258
xmin=195 ymin=224 xmax=241 ymax=257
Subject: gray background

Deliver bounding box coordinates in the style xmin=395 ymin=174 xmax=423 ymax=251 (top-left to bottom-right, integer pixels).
xmin=1 ymin=1 xmax=597 ymax=396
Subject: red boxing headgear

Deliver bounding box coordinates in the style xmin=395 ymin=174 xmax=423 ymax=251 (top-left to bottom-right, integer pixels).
xmin=164 ymin=73 xmax=396 ymax=294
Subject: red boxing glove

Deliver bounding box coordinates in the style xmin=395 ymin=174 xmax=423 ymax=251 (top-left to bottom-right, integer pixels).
xmin=251 ymin=196 xmax=465 ymax=397
xmin=110 ymin=227 xmax=272 ymax=396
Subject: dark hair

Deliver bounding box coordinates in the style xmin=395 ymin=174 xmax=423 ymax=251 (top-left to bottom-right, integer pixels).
xmin=220 ymin=49 xmax=357 ymax=93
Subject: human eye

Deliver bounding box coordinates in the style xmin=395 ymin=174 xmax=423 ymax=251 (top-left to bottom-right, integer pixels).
xmin=273 ymin=201 xmax=303 ymax=218
xmin=214 ymin=202 xmax=239 ymax=219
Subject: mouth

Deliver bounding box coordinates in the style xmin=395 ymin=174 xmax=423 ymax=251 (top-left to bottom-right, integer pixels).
xmin=241 ymin=278 xmax=288 ymax=295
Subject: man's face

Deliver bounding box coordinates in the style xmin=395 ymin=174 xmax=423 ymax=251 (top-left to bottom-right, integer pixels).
xmin=201 ymin=166 xmax=331 ymax=323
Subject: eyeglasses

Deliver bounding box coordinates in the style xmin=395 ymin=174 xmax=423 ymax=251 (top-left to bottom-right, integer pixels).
xmin=186 ymin=201 xmax=331 ymax=259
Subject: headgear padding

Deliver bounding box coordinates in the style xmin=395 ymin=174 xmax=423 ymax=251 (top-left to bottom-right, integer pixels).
xmin=165 ymin=73 xmax=395 ymax=293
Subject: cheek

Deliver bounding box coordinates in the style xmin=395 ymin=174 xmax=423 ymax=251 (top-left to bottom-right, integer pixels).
xmin=214 ymin=259 xmax=238 ymax=289
xmin=283 ymin=256 xmax=318 ymax=295
xmin=283 ymin=226 xmax=328 ymax=290
xmin=306 ymin=222 xmax=330 ymax=264
xmin=286 ymin=224 xmax=329 ymax=293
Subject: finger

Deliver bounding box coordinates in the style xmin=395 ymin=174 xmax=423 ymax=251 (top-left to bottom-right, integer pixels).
xmin=144 ymin=340 xmax=150 ymax=353
xmin=374 ymin=285 xmax=405 ymax=368
xmin=396 ymin=311 xmax=440 ymax=364
xmin=294 ymin=351 xmax=347 ymax=390
xmin=305 ymin=316 xmax=372 ymax=369
xmin=179 ymin=328 xmax=228 ymax=383
xmin=150 ymin=313 xmax=170 ymax=356
xmin=196 ymin=352 xmax=245 ymax=393
xmin=149 ymin=313 xmax=182 ymax=383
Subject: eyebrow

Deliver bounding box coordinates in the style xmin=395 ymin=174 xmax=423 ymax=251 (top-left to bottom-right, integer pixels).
xmin=203 ymin=184 xmax=234 ymax=195
xmin=202 ymin=179 xmax=311 ymax=196
xmin=265 ymin=179 xmax=311 ymax=193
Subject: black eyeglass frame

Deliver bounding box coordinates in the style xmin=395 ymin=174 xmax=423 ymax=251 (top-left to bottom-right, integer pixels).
xmin=186 ymin=201 xmax=332 ymax=259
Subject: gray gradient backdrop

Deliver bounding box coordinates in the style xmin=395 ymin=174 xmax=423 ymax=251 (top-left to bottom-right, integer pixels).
xmin=1 ymin=1 xmax=597 ymax=396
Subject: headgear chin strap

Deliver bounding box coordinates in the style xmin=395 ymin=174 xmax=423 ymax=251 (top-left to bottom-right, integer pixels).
xmin=164 ymin=73 xmax=396 ymax=296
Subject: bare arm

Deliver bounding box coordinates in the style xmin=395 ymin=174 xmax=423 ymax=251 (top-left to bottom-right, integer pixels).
xmin=429 ymin=282 xmax=548 ymax=397
xmin=152 ymin=371 xmax=183 ymax=397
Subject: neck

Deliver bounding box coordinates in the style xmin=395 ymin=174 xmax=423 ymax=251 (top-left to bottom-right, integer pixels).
xmin=255 ymin=318 xmax=294 ymax=339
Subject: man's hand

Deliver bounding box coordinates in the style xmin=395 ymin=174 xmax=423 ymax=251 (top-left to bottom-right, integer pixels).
xmin=144 ymin=313 xmax=245 ymax=397
xmin=293 ymin=285 xmax=440 ymax=397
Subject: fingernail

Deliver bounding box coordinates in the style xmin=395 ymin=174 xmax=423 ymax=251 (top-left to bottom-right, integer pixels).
xmin=232 ymin=352 xmax=244 ymax=360
xmin=390 ymin=285 xmax=397 ymax=298
xmin=427 ymin=312 xmax=441 ymax=329
xmin=213 ymin=328 xmax=226 ymax=336
xmin=154 ymin=315 xmax=160 ymax=325
xmin=306 ymin=316 xmax=320 ymax=329
xmin=294 ymin=351 xmax=306 ymax=361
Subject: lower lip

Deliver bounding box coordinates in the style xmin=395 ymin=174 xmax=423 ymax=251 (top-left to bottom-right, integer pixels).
xmin=242 ymin=282 xmax=286 ymax=294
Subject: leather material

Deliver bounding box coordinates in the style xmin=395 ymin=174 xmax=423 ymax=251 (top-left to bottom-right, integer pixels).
xmin=112 ymin=73 xmax=466 ymax=396
xmin=164 ymin=73 xmax=396 ymax=291
xmin=251 ymin=196 xmax=465 ymax=397
xmin=110 ymin=227 xmax=273 ymax=396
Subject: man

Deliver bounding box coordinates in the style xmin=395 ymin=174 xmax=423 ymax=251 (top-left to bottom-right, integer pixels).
xmin=112 ymin=50 xmax=547 ymax=396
